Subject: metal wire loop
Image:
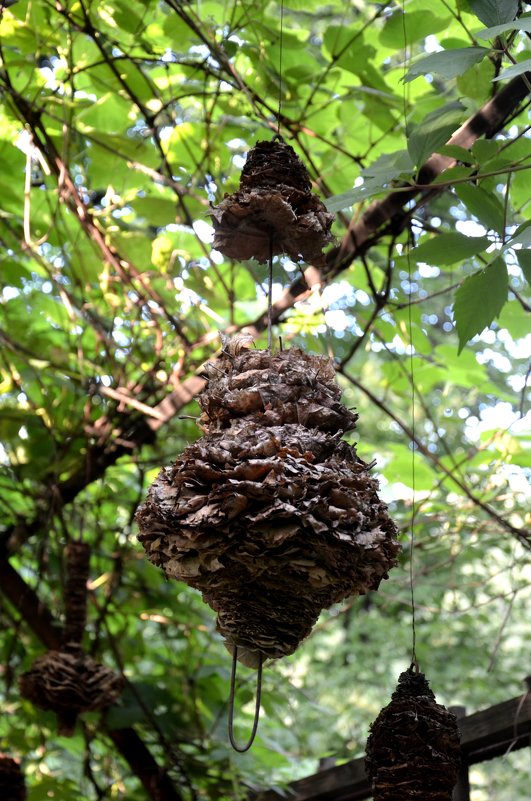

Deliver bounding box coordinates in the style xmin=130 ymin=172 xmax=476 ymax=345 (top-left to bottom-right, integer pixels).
xmin=227 ymin=647 xmax=263 ymax=753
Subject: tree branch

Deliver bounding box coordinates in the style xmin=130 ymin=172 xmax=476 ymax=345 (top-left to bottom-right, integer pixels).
xmin=0 ymin=78 xmax=191 ymax=349
xmin=0 ymin=560 xmax=185 ymax=801
xmin=339 ymin=370 xmax=531 ymax=551
xmin=0 ymin=560 xmax=63 ymax=649
xmin=151 ymin=71 xmax=531 ymax=426
xmin=265 ymin=70 xmax=531 ymax=326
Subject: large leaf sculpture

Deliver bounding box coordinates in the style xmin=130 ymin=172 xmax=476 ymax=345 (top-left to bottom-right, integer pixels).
xmin=136 ymin=346 xmax=400 ymax=667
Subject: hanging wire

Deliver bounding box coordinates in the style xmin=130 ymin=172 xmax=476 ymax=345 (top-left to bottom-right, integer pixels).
xmin=227 ymin=4 xmax=283 ymax=749
xmin=277 ymin=0 xmax=285 ymax=137
xmin=401 ymin=1 xmax=418 ymax=671
xmin=267 ymin=0 xmax=286 ymax=348
xmin=267 ymin=233 xmax=274 ymax=351
xmin=228 ymin=647 xmax=263 ymax=753
xmin=407 ymin=238 xmax=418 ymax=670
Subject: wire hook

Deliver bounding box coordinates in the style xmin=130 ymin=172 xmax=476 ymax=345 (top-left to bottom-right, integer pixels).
xmin=228 ymin=647 xmax=263 ymax=753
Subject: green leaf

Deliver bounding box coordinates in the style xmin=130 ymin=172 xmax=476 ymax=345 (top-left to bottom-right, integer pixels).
xmin=362 ymin=150 xmax=414 ymax=180
xmin=407 ymin=102 xmax=465 ymax=167
xmin=28 ymin=775 xmax=81 ymax=801
xmin=470 ymin=0 xmax=518 ymax=27
xmin=456 ymin=53 xmax=496 ymax=102
xmin=379 ymin=10 xmax=450 ymax=47
xmin=476 ymin=14 xmax=531 ymax=39
xmin=503 ymin=221 xmax=531 ymax=249
xmin=114 ymin=0 xmax=145 ymax=33
xmin=412 ymin=232 xmax=490 ymax=265
xmin=497 ymin=296 xmax=530 ymax=339
xmin=324 ymin=185 xmax=381 ymax=211
xmin=431 ymin=165 xmax=474 ymax=185
xmin=403 ymin=47 xmax=489 ymax=83
xmin=517 ymin=251 xmax=531 ymax=285
xmin=77 ymin=92 xmax=134 ymax=135
xmin=433 ymin=343 xmax=493 ymax=389
xmin=436 ymin=144 xmax=475 ymax=164
xmin=456 ymin=184 xmax=505 ymax=235
xmin=130 ymin=196 xmax=178 ymax=226
xmin=492 ymin=58 xmax=531 ymax=81
xmin=323 ymin=26 xmax=375 ymax=75
xmin=381 ymin=443 xmax=438 ymax=491
xmin=453 ymin=257 xmax=508 ymax=353
xmin=326 ymin=151 xmax=415 ymax=211
xmin=472 ymin=140 xmax=500 ymax=163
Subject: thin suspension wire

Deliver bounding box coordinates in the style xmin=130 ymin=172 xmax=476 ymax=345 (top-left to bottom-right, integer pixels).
xmin=267 ymin=233 xmax=274 ymax=351
xmin=228 ymin=647 xmax=263 ymax=753
xmin=267 ymin=0 xmax=284 ymax=348
xmin=277 ymin=0 xmax=285 ymax=136
xmin=407 ymin=233 xmax=417 ymax=669
xmin=401 ymin=1 xmax=418 ymax=670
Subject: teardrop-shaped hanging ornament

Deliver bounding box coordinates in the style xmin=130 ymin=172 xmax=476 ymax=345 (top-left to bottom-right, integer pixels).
xmin=19 ymin=542 xmax=123 ymax=735
xmin=210 ymin=139 xmax=335 ymax=266
xmin=365 ymin=665 xmax=461 ymax=801
xmin=136 ymin=345 xmax=400 ymax=668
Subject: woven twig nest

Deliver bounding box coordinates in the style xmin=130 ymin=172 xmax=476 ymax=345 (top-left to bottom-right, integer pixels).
xmin=210 ymin=139 xmax=335 ymax=266
xmin=0 ymin=754 xmax=27 ymax=801
xmin=19 ymin=650 xmax=124 ymax=736
xmin=137 ymin=347 xmax=399 ymax=667
xmin=19 ymin=542 xmax=123 ymax=735
xmin=365 ymin=666 xmax=461 ymax=801
xmin=199 ymin=347 xmax=358 ymax=432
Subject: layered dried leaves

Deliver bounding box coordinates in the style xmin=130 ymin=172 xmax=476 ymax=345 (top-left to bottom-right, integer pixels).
xmin=366 ymin=667 xmax=461 ymax=801
xmin=137 ymin=348 xmax=399 ymax=666
xmin=19 ymin=651 xmax=124 ymax=736
xmin=211 ymin=140 xmax=335 ymax=266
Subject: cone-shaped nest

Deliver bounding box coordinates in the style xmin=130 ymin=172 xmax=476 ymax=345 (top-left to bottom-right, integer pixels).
xmin=19 ymin=650 xmax=124 ymax=736
xmin=137 ymin=348 xmax=399 ymax=666
xmin=210 ymin=139 xmax=335 ymax=266
xmin=198 ymin=347 xmax=358 ymax=433
xmin=365 ymin=667 xmax=461 ymax=801
xmin=0 ymin=754 xmax=27 ymax=801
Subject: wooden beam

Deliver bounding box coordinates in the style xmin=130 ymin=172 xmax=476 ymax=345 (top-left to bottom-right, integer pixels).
xmin=460 ymin=686 xmax=531 ymax=764
xmin=451 ymin=707 xmax=470 ymax=801
xmin=254 ymin=689 xmax=531 ymax=801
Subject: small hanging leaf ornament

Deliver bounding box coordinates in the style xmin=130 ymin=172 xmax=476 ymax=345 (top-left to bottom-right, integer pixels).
xmin=365 ymin=665 xmax=461 ymax=801
xmin=136 ymin=347 xmax=400 ymax=667
xmin=19 ymin=543 xmax=123 ymax=735
xmin=210 ymin=139 xmax=335 ymax=266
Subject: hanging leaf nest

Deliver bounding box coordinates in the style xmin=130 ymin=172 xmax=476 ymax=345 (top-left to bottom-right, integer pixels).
xmin=19 ymin=650 xmax=124 ymax=736
xmin=0 ymin=754 xmax=27 ymax=801
xmin=19 ymin=543 xmax=123 ymax=735
xmin=136 ymin=347 xmax=399 ymax=667
xmin=210 ymin=139 xmax=335 ymax=266
xmin=365 ymin=666 xmax=461 ymax=801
